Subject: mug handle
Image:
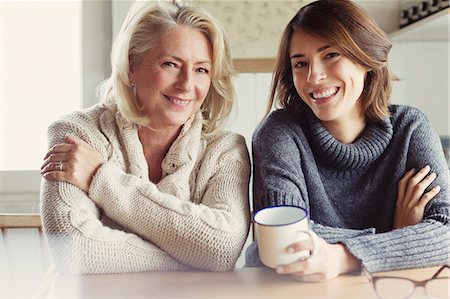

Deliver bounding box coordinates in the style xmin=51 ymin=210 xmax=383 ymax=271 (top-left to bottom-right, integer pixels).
xmin=295 ymin=230 xmax=319 ymax=258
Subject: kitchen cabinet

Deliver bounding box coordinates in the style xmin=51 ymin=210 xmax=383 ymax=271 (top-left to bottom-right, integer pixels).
xmin=390 ymin=8 xmax=449 ymax=41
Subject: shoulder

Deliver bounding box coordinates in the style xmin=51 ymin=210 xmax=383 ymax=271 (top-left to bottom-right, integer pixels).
xmin=389 ymin=105 xmax=430 ymax=128
xmin=50 ymin=102 xmax=112 ymax=131
xmin=47 ymin=103 xmax=115 ymax=148
xmin=387 ymin=105 xmax=439 ymax=140
xmin=253 ymin=109 xmax=306 ymax=146
xmin=256 ymin=109 xmax=297 ymax=132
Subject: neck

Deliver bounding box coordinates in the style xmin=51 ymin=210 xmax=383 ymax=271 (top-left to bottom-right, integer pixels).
xmin=322 ymin=114 xmax=366 ymax=144
xmin=138 ymin=125 xmax=181 ymax=183
xmin=138 ymin=125 xmax=181 ymax=154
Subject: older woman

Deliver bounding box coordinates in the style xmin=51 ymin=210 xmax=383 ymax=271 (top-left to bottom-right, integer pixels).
xmin=246 ymin=0 xmax=449 ymax=281
xmin=40 ymin=0 xmax=250 ymax=274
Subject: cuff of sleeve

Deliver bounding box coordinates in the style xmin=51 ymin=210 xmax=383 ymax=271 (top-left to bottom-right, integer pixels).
xmin=256 ymin=189 xmax=307 ymax=212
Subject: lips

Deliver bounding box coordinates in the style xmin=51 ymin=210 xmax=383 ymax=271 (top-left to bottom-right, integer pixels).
xmin=164 ymin=95 xmax=191 ymax=106
xmin=310 ymin=87 xmax=339 ymax=101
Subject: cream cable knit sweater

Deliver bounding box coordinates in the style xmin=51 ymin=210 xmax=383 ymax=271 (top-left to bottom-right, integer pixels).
xmin=40 ymin=102 xmax=251 ymax=274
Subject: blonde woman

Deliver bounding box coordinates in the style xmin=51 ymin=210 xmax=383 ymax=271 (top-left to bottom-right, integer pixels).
xmin=40 ymin=0 xmax=250 ymax=274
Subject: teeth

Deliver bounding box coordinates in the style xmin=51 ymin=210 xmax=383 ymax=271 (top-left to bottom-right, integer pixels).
xmin=312 ymin=87 xmax=338 ymax=100
xmin=167 ymin=96 xmax=190 ymax=106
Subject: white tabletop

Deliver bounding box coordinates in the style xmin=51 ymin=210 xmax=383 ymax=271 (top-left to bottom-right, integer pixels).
xmin=46 ymin=266 xmax=449 ymax=299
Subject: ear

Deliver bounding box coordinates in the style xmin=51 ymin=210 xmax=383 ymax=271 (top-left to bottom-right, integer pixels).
xmin=128 ymin=55 xmax=137 ymax=83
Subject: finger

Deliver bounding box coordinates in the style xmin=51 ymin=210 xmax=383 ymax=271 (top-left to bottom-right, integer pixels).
xmin=40 ymin=161 xmax=66 ymax=174
xmin=276 ymin=259 xmax=309 ymax=275
xmin=42 ymin=168 xmax=69 ymax=183
xmin=40 ymin=159 xmax=58 ymax=172
xmin=404 ymin=165 xmax=431 ymax=202
xmin=65 ymin=135 xmax=91 ymax=148
xmin=286 ymin=238 xmax=314 ymax=254
xmin=43 ymin=153 xmax=70 ymax=165
xmin=41 ymin=153 xmax=70 ymax=171
xmin=397 ymin=168 xmax=416 ymax=207
xmin=408 ymin=172 xmax=437 ymax=206
xmin=44 ymin=143 xmax=74 ymax=159
xmin=418 ymin=185 xmax=440 ymax=210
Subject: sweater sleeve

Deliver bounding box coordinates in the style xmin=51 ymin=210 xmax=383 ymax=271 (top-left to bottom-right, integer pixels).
xmin=88 ymin=133 xmax=251 ymax=272
xmin=41 ymin=119 xmax=188 ymax=274
xmin=340 ymin=110 xmax=450 ymax=272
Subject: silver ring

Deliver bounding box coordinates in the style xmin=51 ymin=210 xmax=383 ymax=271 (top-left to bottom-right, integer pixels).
xmin=55 ymin=161 xmax=63 ymax=171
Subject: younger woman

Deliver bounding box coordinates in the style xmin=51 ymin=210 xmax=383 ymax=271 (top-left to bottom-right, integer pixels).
xmin=246 ymin=0 xmax=449 ymax=281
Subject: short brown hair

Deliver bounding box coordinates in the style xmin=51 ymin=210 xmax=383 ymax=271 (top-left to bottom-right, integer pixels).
xmin=267 ymin=0 xmax=397 ymax=121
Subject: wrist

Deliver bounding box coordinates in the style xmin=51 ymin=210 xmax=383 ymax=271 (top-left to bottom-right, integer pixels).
xmin=335 ymin=243 xmax=361 ymax=274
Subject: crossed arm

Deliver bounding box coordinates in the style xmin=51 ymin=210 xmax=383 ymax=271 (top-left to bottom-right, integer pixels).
xmin=40 ymin=120 xmax=250 ymax=273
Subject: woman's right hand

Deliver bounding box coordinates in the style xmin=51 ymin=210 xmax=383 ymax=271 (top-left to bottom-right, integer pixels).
xmin=393 ymin=165 xmax=441 ymax=229
xmin=40 ymin=136 xmax=105 ymax=193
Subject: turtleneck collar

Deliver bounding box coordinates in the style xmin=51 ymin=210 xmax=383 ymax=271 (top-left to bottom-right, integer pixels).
xmin=306 ymin=110 xmax=393 ymax=170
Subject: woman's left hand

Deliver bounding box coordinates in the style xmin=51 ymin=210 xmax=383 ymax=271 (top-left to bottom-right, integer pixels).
xmin=394 ymin=165 xmax=440 ymax=229
xmin=275 ymin=236 xmax=360 ymax=282
xmin=40 ymin=136 xmax=105 ymax=193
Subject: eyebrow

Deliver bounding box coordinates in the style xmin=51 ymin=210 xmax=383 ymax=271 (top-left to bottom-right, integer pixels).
xmin=290 ymin=45 xmax=331 ymax=60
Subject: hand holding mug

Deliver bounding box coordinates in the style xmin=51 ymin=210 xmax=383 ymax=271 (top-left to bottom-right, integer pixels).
xmin=254 ymin=206 xmax=361 ymax=282
xmin=253 ymin=206 xmax=318 ymax=268
xmin=276 ymin=236 xmax=360 ymax=282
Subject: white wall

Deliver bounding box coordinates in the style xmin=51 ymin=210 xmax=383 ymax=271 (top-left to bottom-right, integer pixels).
xmin=391 ymin=41 xmax=450 ymax=135
xmin=227 ymin=73 xmax=272 ymax=151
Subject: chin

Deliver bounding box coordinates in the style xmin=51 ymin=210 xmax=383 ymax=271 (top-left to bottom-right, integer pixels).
xmin=312 ymin=110 xmax=336 ymax=122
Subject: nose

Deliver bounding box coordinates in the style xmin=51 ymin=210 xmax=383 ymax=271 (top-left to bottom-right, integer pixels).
xmin=174 ymin=68 xmax=193 ymax=92
xmin=307 ymin=62 xmax=327 ymax=84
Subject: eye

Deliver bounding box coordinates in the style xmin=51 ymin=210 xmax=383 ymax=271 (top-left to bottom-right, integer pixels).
xmin=196 ymin=67 xmax=210 ymax=74
xmin=162 ymin=61 xmax=178 ymax=68
xmin=325 ymin=52 xmax=340 ymax=59
xmin=293 ymin=61 xmax=307 ymax=69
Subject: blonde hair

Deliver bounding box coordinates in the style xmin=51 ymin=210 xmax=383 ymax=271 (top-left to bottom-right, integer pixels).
xmin=268 ymin=0 xmax=397 ymax=121
xmin=98 ymin=0 xmax=235 ymax=136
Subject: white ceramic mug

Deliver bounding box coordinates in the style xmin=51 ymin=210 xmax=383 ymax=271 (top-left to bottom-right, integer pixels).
xmin=254 ymin=206 xmax=317 ymax=269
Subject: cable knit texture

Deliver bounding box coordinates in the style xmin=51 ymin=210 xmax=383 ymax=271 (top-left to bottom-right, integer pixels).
xmin=40 ymin=102 xmax=251 ymax=274
xmin=246 ymin=105 xmax=450 ymax=272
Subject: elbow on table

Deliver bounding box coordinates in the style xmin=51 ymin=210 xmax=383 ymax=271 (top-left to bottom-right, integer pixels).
xmin=197 ymin=233 xmax=248 ymax=272
xmin=200 ymin=248 xmax=241 ymax=272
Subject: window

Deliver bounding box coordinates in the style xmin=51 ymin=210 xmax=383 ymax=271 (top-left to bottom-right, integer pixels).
xmin=0 ymin=0 xmax=111 ymax=211
xmin=1 ymin=1 xmax=82 ymax=171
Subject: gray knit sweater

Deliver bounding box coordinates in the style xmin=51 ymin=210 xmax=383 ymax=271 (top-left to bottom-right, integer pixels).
xmin=246 ymin=105 xmax=450 ymax=272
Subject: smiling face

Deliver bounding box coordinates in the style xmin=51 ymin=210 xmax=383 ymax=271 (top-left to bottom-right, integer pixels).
xmin=129 ymin=25 xmax=212 ymax=130
xmin=289 ymin=30 xmax=368 ymax=126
